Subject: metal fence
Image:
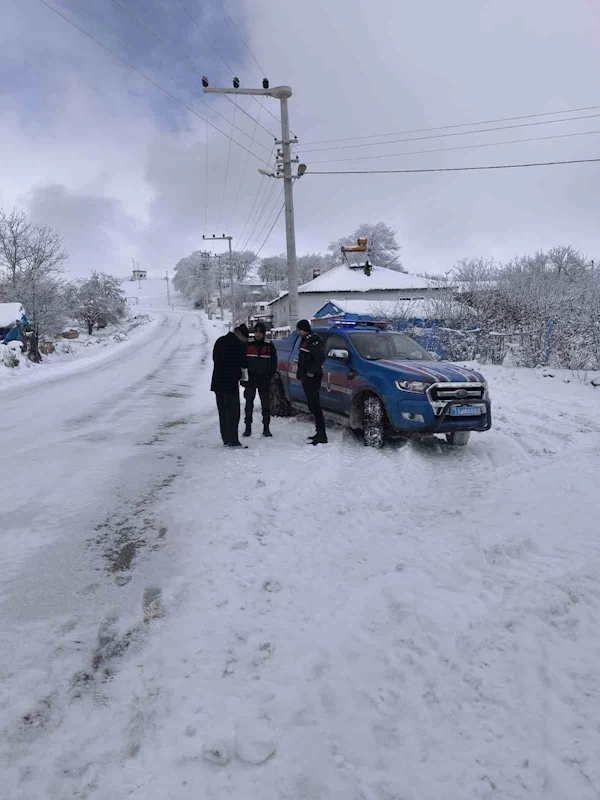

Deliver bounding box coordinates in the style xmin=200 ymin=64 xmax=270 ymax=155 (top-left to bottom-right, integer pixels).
xmin=396 ymin=320 xmax=556 ymax=367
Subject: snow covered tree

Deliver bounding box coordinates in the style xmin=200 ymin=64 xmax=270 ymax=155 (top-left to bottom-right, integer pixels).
xmin=259 ymin=254 xmax=287 ymax=284
xmin=3 ymin=218 xmax=69 ymax=362
xmin=228 ymin=250 xmax=257 ymax=282
xmin=0 ymin=208 xmax=30 ymax=284
xmin=259 ymin=253 xmax=334 ymax=288
xmin=173 ymin=251 xmax=213 ymax=309
xmin=328 ymin=222 xmax=403 ymax=271
xmin=72 ymin=272 xmax=126 ymax=335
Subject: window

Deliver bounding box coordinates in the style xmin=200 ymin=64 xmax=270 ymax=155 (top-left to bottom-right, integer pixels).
xmin=350 ymin=332 xmax=433 ymax=361
xmin=325 ymin=334 xmax=346 ymax=357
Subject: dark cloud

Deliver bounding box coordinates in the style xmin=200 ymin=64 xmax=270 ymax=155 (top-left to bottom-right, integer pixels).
xmin=26 ymin=184 xmax=140 ymax=276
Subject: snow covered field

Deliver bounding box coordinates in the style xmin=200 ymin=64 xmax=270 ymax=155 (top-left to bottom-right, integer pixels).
xmin=2 ymin=298 xmax=600 ymax=799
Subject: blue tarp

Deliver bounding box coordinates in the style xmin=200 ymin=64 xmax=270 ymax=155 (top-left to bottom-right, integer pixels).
xmin=1 ymin=313 xmax=29 ymax=345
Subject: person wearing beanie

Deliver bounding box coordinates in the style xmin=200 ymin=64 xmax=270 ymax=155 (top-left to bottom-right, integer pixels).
xmin=211 ymin=324 xmax=250 ymax=447
xmin=295 ymin=319 xmax=327 ymax=445
xmin=242 ymin=322 xmax=278 ymax=438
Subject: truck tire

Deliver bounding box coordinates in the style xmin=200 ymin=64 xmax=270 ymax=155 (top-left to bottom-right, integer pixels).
xmin=270 ymin=375 xmax=294 ymax=417
xmin=363 ymin=395 xmax=385 ymax=449
xmin=446 ymin=430 xmax=470 ymax=446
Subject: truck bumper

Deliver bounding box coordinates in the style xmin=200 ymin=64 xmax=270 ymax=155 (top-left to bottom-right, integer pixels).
xmin=388 ymin=398 xmax=492 ymax=435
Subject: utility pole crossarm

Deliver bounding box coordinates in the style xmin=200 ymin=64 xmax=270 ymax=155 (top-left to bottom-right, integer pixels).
xmin=203 ymin=85 xmax=292 ymax=101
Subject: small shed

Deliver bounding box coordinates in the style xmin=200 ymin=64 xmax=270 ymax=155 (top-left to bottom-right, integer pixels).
xmin=132 ymin=268 xmax=147 ymax=281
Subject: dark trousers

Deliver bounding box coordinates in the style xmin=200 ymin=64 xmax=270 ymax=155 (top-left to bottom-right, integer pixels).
xmin=244 ymin=382 xmax=270 ymax=427
xmin=302 ymin=377 xmax=326 ymax=436
xmin=215 ymin=390 xmax=241 ymax=445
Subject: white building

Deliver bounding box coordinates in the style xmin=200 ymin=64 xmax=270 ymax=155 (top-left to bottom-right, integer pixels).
xmin=132 ymin=268 xmax=147 ymax=281
xmin=267 ymin=262 xmax=441 ymax=328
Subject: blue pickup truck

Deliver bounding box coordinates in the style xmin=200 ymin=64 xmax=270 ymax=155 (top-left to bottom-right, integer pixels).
xmin=270 ymin=321 xmax=491 ymax=447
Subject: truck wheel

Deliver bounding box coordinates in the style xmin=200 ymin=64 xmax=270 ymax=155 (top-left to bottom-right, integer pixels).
xmin=270 ymin=376 xmax=294 ymax=417
xmin=363 ymin=395 xmax=385 ymax=449
xmin=446 ymin=431 xmax=470 ymax=446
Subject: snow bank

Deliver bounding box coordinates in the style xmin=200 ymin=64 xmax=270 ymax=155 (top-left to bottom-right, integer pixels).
xmin=0 ymin=314 xmax=159 ymax=392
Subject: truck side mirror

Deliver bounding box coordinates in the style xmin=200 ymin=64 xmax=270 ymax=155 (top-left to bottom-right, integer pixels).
xmin=328 ymin=348 xmax=350 ymax=361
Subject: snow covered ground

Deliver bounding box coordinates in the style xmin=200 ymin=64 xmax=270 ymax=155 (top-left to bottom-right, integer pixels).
xmin=0 ymin=278 xmax=177 ymax=390
xmin=2 ymin=305 xmax=600 ymax=799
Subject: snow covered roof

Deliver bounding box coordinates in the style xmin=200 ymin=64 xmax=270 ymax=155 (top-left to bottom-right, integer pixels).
xmin=268 ymin=264 xmax=434 ymax=304
xmin=299 ymin=263 xmax=432 ymax=293
xmin=0 ymin=303 xmax=25 ymax=328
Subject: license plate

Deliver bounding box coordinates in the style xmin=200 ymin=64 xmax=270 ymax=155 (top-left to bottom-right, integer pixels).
xmin=449 ymin=404 xmax=483 ymax=417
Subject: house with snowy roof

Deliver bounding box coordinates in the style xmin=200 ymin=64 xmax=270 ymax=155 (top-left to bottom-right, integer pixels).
xmin=267 ymin=262 xmax=446 ymax=328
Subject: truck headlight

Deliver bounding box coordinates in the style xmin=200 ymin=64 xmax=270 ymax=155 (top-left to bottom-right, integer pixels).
xmin=395 ymin=380 xmax=428 ymax=394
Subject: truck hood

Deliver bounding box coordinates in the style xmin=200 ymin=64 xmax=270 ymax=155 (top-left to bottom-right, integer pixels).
xmin=376 ymin=359 xmax=484 ymax=383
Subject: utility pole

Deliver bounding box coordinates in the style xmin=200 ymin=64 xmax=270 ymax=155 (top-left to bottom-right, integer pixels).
xmin=165 ymin=270 xmax=171 ymax=308
xmin=216 ymin=254 xmax=224 ymax=320
xmin=200 ymin=250 xmax=212 ymax=319
xmin=203 ymin=80 xmax=302 ymax=327
xmin=203 ymin=234 xmax=234 ymax=325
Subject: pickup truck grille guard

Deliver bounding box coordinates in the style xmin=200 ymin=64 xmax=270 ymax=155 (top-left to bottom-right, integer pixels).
xmin=425 ymin=382 xmax=492 ymax=433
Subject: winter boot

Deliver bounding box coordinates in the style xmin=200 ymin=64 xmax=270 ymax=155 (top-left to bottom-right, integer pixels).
xmin=243 ymin=423 xmax=252 ymax=438
xmin=311 ymin=433 xmax=328 ymax=446
xmin=263 ymin=424 xmax=272 ymax=438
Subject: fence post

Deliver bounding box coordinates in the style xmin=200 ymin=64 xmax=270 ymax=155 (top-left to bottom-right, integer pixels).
xmin=544 ymin=319 xmax=553 ymax=365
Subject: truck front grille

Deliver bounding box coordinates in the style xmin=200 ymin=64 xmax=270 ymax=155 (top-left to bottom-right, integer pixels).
xmin=427 ymin=382 xmax=486 ymax=413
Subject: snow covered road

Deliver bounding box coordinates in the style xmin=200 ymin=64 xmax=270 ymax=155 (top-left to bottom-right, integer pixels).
xmin=2 ymin=315 xmax=600 ymax=799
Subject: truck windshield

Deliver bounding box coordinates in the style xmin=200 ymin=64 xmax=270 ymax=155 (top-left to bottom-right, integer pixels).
xmin=350 ymin=332 xmax=434 ymax=361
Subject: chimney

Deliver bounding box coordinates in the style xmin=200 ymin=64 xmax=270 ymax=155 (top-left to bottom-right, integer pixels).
xmin=312 ymin=268 xmax=321 ymax=280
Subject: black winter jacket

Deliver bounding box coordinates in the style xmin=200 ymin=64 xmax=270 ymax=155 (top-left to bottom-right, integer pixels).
xmin=246 ymin=340 xmax=277 ymax=384
xmin=211 ymin=332 xmax=248 ymax=393
xmin=297 ymin=333 xmax=325 ymax=381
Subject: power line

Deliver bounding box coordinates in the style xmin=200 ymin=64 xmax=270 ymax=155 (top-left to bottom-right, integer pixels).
xmin=255 ymin=201 xmax=285 ymax=256
xmin=110 ymin=0 xmax=278 ymax=141
xmin=225 ymin=99 xmax=265 ymax=231
xmin=216 ymin=102 xmax=237 ymax=232
xmin=205 ymin=120 xmax=209 ymax=228
xmin=237 ymin=146 xmax=276 ymax=245
xmin=174 ymin=0 xmax=282 ymax=131
xmin=298 ymin=112 xmax=600 ymax=154
xmin=242 ymin=180 xmax=279 ymax=251
xmin=36 ymin=0 xmax=272 ymax=167
xmin=305 ymin=157 xmax=600 ymax=175
xmin=127 ymin=0 xmax=278 ymax=140
xmin=60 ymin=0 xmax=272 ymax=153
xmin=249 ymin=186 xmax=285 ymax=253
xmin=301 ymin=103 xmax=600 ymax=147
xmin=215 ymin=0 xmax=265 ymax=76
xmin=306 ymin=128 xmax=600 ymax=165
xmin=174 ymin=0 xmax=236 ymax=78
xmin=254 ymin=177 xmax=299 ymax=256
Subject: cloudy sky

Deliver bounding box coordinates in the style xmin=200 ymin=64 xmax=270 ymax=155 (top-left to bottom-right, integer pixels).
xmin=2 ymin=0 xmax=599 ymax=278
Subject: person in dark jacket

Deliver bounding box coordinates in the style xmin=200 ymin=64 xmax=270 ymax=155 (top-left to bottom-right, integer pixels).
xmin=296 ymin=319 xmax=327 ymax=445
xmin=243 ymin=322 xmax=278 ymax=438
xmin=211 ymin=324 xmax=249 ymax=447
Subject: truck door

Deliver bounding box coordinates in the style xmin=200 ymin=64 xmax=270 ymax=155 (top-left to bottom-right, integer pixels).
xmin=286 ymin=335 xmax=306 ymax=405
xmin=321 ymin=333 xmax=351 ymax=416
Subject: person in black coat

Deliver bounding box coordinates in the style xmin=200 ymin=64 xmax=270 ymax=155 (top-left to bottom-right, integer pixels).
xmin=296 ymin=319 xmax=327 ymax=445
xmin=211 ymin=324 xmax=249 ymax=447
xmin=242 ymin=322 xmax=278 ymax=438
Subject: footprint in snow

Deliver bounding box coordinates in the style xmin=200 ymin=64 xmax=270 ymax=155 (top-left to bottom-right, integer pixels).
xmin=263 ymin=580 xmax=282 ymax=593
